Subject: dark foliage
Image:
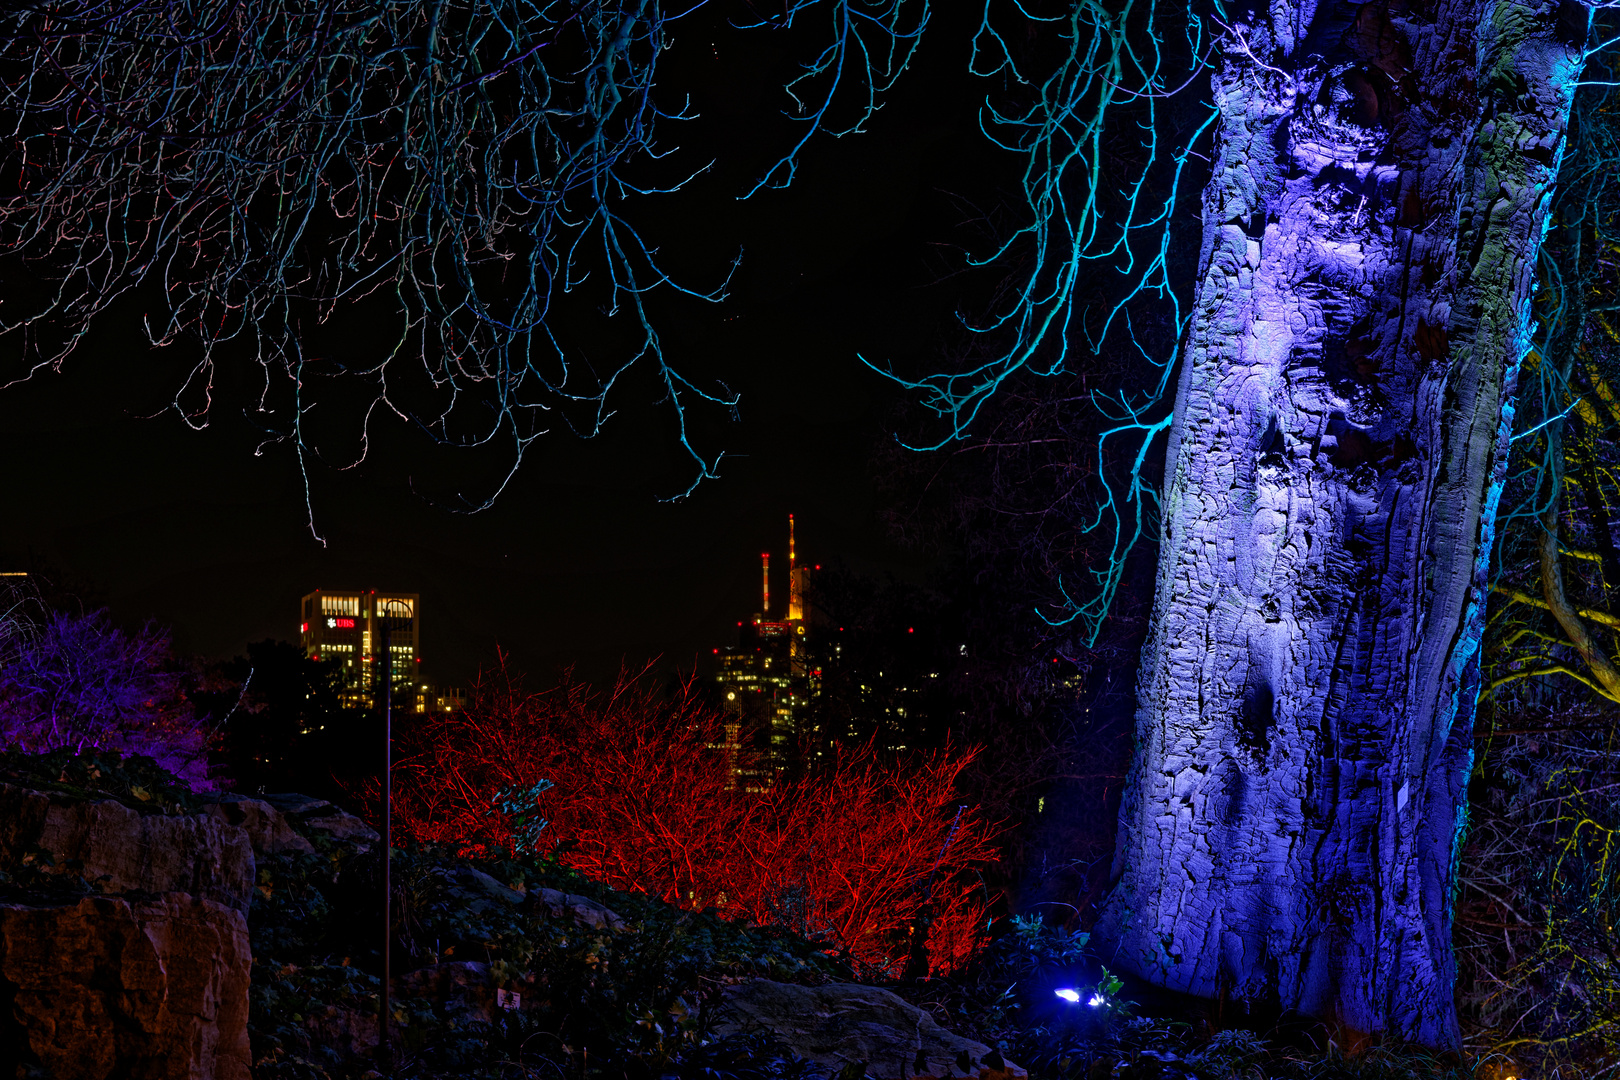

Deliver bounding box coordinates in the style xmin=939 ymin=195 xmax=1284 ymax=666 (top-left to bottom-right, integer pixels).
xmin=796 ymin=562 xmax=1134 ymax=918
xmin=247 ymin=838 xmax=858 ymax=1079
xmin=199 ymin=638 xmax=374 ymax=801
xmin=0 ymin=745 xmax=209 ymax=815
xmin=240 ymin=787 xmax=1477 ymax=1080
xmin=1458 ymin=19 xmax=1620 ymax=1074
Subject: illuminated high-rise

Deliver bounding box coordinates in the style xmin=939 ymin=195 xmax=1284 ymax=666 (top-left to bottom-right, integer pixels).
xmin=299 ymin=589 xmax=420 ymax=708
xmin=713 ymin=516 xmax=818 ymax=790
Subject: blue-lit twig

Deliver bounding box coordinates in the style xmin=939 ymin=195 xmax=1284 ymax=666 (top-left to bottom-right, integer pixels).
xmin=867 ymin=0 xmax=1214 ymax=645
xmin=0 ymin=0 xmax=924 ymax=523
xmin=739 ymin=0 xmax=929 ymax=197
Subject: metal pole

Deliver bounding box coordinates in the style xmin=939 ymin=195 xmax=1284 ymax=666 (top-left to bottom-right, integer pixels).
xmin=379 ymin=615 xmax=393 ymax=1070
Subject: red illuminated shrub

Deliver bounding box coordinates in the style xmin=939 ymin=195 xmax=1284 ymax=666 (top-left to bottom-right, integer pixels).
xmin=390 ymin=659 xmax=998 ymax=975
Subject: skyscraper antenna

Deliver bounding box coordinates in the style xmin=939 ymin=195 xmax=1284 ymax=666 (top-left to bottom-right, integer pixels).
xmin=788 ymin=514 xmax=803 ymax=622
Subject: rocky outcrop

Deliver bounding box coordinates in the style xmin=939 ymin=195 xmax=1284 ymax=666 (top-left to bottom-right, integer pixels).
xmin=536 ymin=886 xmax=626 ymax=930
xmin=431 ymin=863 xmax=627 ymax=930
xmin=0 ymin=893 xmax=252 ymax=1080
xmin=202 ymin=795 xmax=316 ymax=856
xmin=0 ymin=782 xmax=255 ymax=913
xmin=257 ymin=792 xmax=379 ymax=851
xmin=0 ymin=782 xmax=260 ymax=1078
xmin=714 ymin=980 xmax=1026 ymax=1080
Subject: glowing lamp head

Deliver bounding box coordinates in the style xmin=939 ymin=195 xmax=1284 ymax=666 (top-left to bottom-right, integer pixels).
xmin=1087 ymin=993 xmax=1108 ymax=1008
xmin=1054 ymin=988 xmax=1080 ymax=1004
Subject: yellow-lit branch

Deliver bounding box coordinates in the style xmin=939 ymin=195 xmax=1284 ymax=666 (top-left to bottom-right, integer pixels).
xmin=1492 ymin=583 xmax=1620 ymax=629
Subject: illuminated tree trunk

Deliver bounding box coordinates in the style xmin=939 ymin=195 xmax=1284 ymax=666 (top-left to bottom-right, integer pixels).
xmin=1095 ymin=0 xmax=1585 ymax=1047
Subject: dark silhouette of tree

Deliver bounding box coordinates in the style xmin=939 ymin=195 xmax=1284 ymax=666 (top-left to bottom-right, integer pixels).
xmin=202 ymin=638 xmax=358 ymax=796
xmin=798 ymin=562 xmax=1123 ymax=917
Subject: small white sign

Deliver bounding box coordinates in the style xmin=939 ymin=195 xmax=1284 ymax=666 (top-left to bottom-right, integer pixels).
xmin=496 ymin=989 xmax=522 ymax=1011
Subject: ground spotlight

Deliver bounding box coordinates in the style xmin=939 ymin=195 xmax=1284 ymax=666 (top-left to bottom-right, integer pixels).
xmin=1054 ymin=988 xmax=1080 ymax=1003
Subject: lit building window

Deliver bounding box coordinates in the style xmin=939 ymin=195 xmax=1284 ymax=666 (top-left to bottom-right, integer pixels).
xmin=300 ymin=588 xmax=433 ymax=710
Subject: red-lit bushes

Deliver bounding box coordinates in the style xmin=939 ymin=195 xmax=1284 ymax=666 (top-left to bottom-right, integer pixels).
xmin=389 ymin=661 xmax=999 ymax=975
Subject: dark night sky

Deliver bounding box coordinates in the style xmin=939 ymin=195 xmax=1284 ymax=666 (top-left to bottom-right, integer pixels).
xmin=0 ymin=10 xmax=1001 ymax=689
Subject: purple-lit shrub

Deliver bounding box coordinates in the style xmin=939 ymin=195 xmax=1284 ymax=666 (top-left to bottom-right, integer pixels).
xmin=0 ymin=609 xmax=214 ymax=789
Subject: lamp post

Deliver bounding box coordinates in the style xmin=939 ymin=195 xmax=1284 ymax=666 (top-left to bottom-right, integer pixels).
xmin=376 ymin=599 xmax=412 ymax=1070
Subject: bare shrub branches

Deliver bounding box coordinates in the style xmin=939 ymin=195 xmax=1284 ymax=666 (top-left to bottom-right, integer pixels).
xmin=387 ymin=660 xmax=999 ymax=976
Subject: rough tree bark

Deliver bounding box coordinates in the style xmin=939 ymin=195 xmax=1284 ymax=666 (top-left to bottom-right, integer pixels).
xmin=1094 ymin=0 xmax=1586 ymax=1048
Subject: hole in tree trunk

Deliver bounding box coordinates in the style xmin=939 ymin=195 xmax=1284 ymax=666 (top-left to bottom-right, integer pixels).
xmin=1238 ymin=669 xmax=1275 ymax=761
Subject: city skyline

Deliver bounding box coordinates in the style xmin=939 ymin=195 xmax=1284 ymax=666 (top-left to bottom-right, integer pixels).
xmin=714 ymin=515 xmax=817 ymax=790
xmin=0 ymin=372 xmax=937 ymax=687
xmin=0 ymin=2 xmax=976 ymax=689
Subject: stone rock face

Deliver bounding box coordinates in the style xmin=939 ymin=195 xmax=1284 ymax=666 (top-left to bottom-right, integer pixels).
xmin=464 ymin=865 xmax=524 ymax=905
xmin=0 ymin=782 xmax=254 ymax=913
xmin=257 ymin=792 xmax=379 ymax=850
xmin=432 ymin=863 xmax=627 ymax=930
xmin=303 ymin=809 xmax=378 ymax=848
xmin=0 ymin=893 xmax=252 ymax=1080
xmin=0 ymin=784 xmax=407 ymax=1079
xmin=203 ymin=796 xmax=316 ymax=857
xmin=535 ymin=886 xmax=625 ymax=930
xmin=424 ymin=863 xmax=526 ymax=915
xmin=256 ymin=792 xmax=330 ymax=816
xmin=714 ymin=980 xmax=1025 ymax=1080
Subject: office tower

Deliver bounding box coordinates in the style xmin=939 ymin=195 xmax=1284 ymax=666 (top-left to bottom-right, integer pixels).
xmin=299 ymin=589 xmax=420 ymax=708
xmin=713 ymin=516 xmax=818 ymax=790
